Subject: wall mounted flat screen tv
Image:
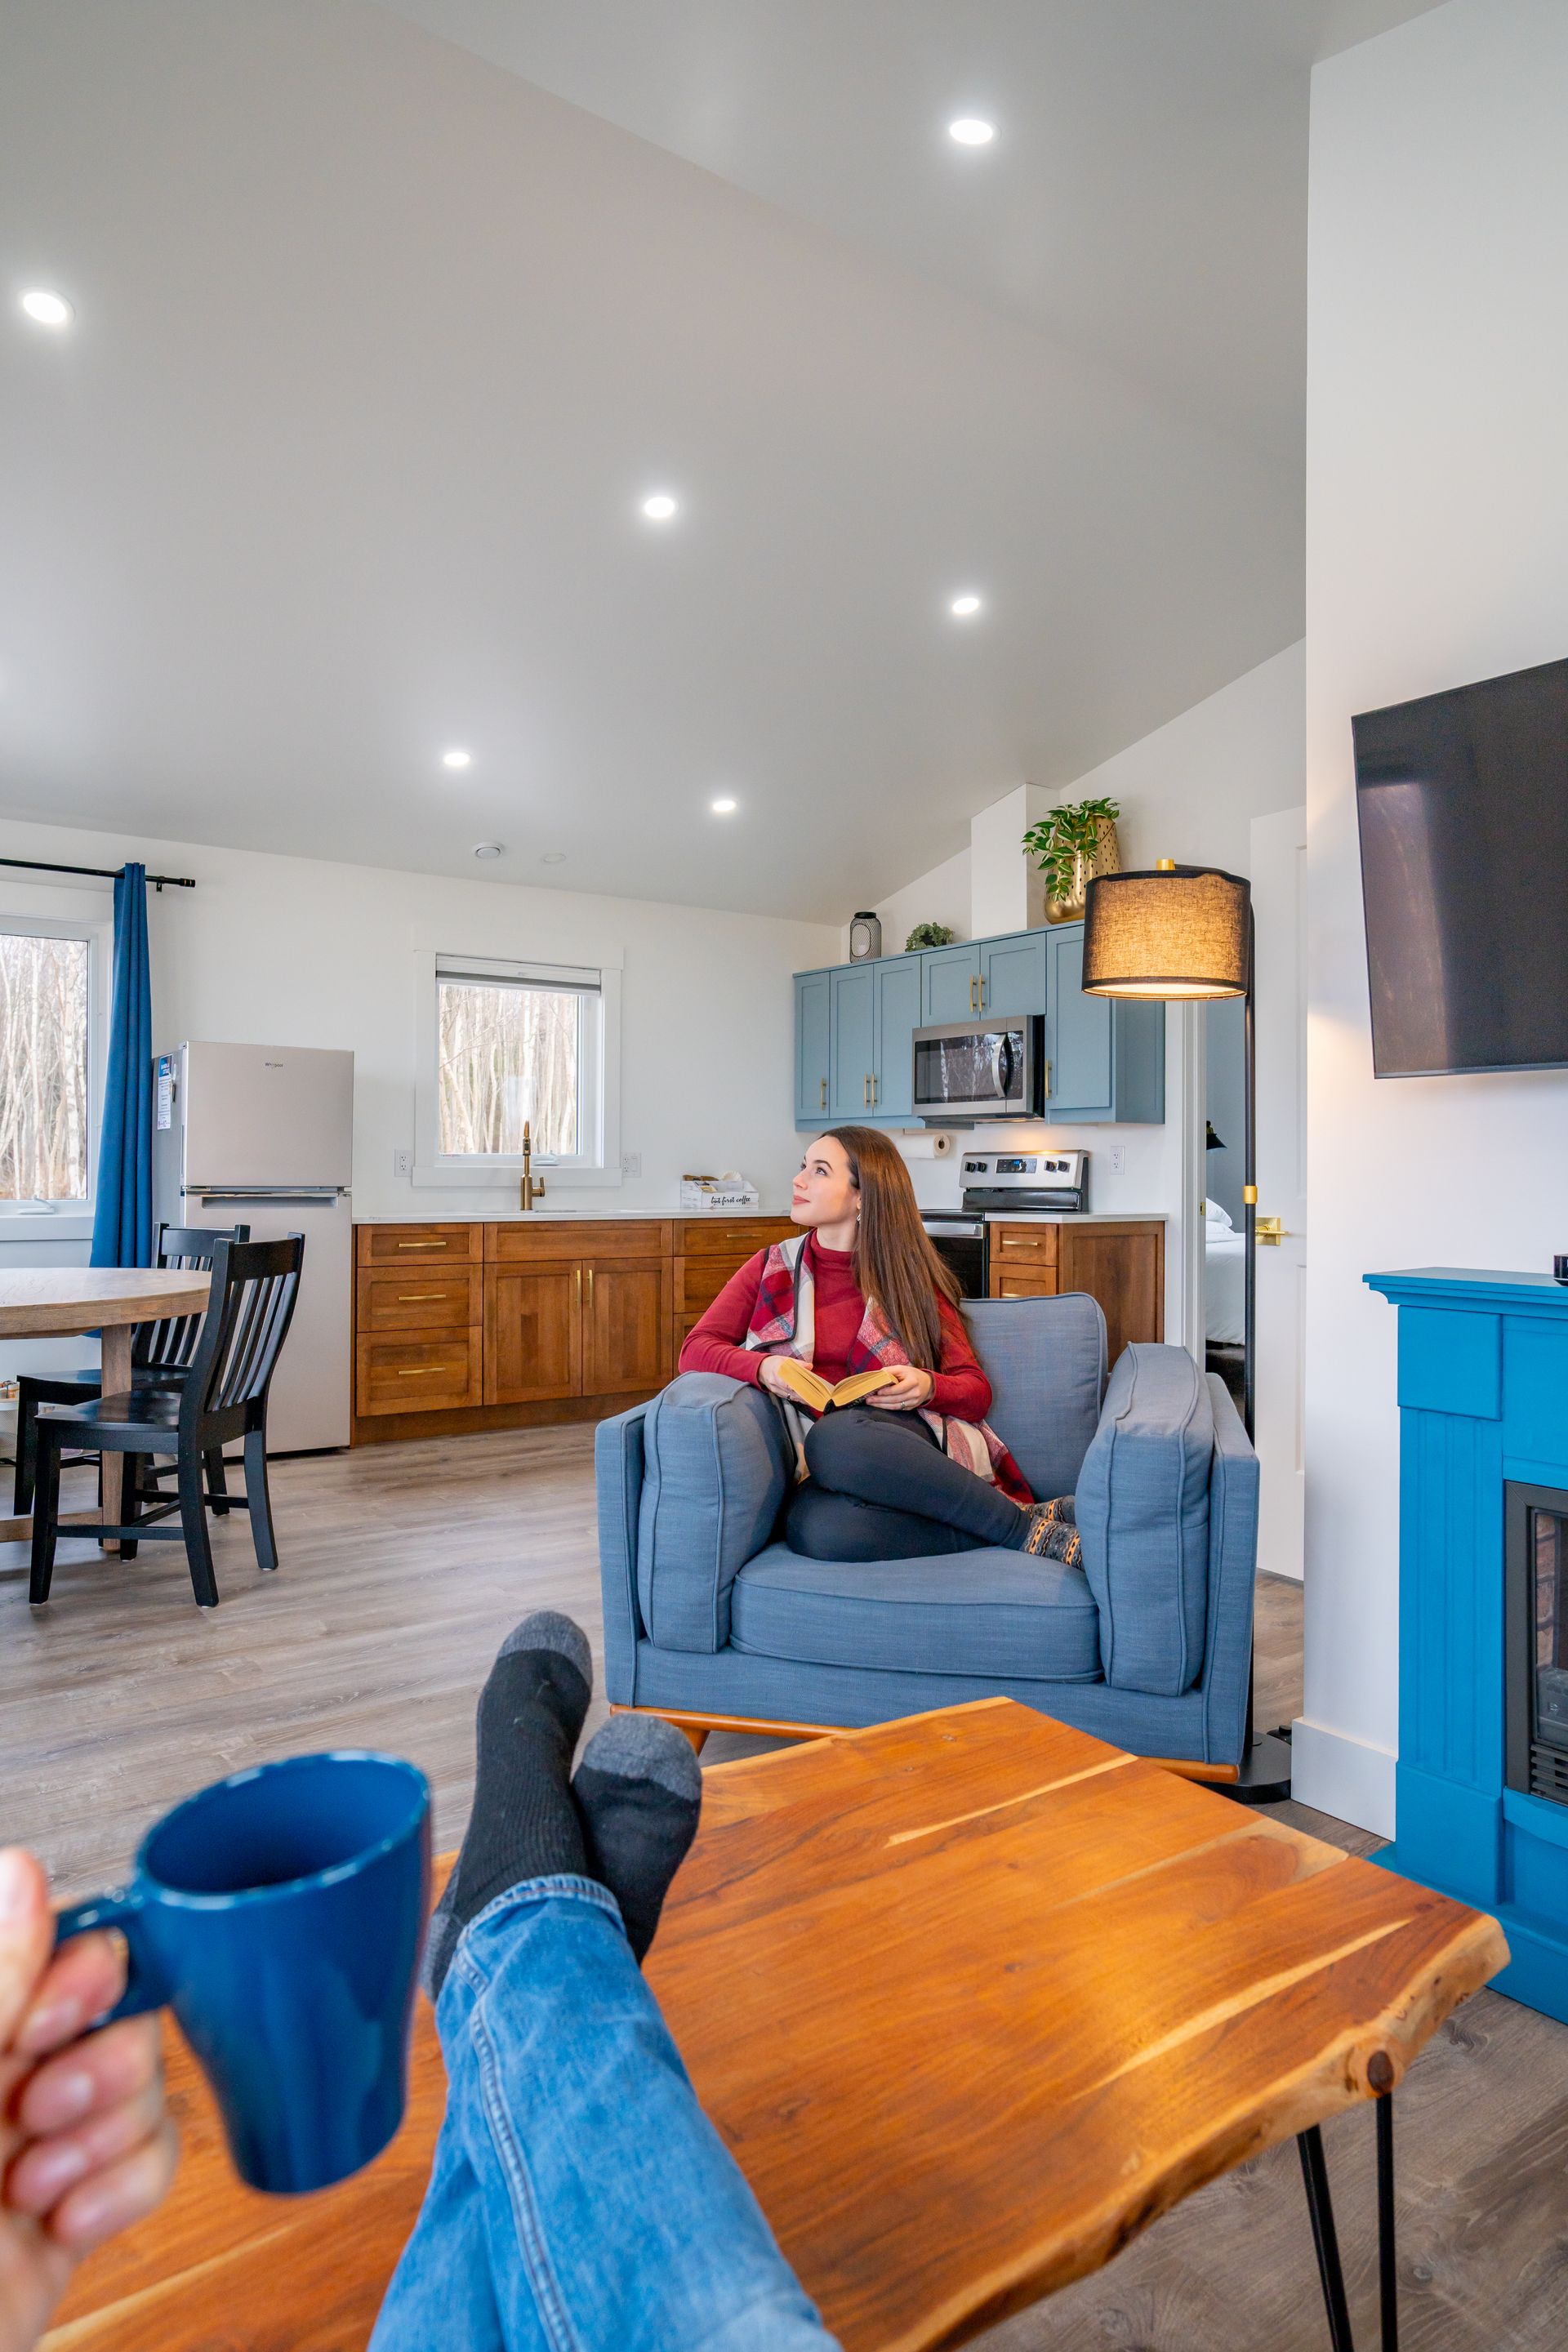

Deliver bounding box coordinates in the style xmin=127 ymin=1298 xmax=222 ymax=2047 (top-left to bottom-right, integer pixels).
xmin=1354 ymin=655 xmax=1568 ymax=1076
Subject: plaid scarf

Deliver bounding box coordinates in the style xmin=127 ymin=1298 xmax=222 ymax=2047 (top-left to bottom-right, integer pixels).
xmin=743 ymin=1233 xmax=1010 ymax=1486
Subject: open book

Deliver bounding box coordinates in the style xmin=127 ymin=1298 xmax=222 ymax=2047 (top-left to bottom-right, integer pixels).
xmin=767 ymin=1360 xmax=900 ymax=1414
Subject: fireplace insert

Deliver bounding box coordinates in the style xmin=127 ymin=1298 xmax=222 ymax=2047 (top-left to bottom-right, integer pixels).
xmin=1505 ymin=1481 xmax=1568 ymax=1806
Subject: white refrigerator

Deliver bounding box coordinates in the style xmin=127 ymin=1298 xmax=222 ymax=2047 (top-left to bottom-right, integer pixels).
xmin=154 ymin=1041 xmax=354 ymax=1450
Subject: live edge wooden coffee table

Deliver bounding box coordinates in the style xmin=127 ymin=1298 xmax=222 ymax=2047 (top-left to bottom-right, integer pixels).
xmin=44 ymin=1699 xmax=1506 ymax=2352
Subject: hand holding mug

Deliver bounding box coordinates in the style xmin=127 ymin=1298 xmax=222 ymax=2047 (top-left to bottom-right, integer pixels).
xmin=0 ymin=1846 xmax=178 ymax=2352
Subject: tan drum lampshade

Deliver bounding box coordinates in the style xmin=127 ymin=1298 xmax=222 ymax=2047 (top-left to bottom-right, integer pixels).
xmin=1080 ymin=864 xmax=1250 ymax=999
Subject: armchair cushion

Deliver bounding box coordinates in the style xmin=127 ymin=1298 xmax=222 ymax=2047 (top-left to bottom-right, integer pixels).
xmin=729 ymin=1543 xmax=1102 ymax=1682
xmin=1075 ymin=1344 xmax=1213 ymax=1695
xmin=962 ymin=1294 xmax=1107 ymax=1503
xmin=635 ymin=1374 xmax=791 ymax=1652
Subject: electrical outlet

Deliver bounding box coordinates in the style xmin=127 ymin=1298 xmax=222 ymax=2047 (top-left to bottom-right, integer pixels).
xmin=393 ymin=1148 xmax=412 ymax=1179
xmin=621 ymin=1151 xmax=642 ymax=1178
xmin=1110 ymin=1145 xmax=1125 ymax=1176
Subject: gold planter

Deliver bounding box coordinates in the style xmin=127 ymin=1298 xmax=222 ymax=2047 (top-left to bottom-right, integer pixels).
xmin=1045 ymin=817 xmax=1121 ymax=924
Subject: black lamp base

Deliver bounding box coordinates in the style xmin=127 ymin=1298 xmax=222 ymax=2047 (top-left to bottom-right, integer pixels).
xmin=1222 ymin=1729 xmax=1294 ymax=1807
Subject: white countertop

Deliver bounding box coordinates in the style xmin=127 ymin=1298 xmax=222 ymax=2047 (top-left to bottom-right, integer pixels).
xmin=354 ymin=1206 xmax=782 ymax=1224
xmin=975 ymin=1209 xmax=1166 ymax=1225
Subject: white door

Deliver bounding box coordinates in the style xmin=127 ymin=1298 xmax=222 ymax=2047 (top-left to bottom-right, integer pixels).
xmin=1251 ymin=807 xmax=1307 ymax=1580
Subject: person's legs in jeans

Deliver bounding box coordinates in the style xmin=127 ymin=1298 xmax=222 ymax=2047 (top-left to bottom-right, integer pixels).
xmin=372 ymin=1613 xmax=840 ymax=2352
xmin=800 ymin=1405 xmax=1027 ymax=1549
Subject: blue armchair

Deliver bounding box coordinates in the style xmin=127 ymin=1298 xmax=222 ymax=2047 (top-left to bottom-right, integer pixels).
xmin=595 ymin=1294 xmax=1258 ymax=1770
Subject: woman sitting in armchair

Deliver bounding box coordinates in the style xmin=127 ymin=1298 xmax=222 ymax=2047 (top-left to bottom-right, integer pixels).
xmin=679 ymin=1125 xmax=1075 ymax=1563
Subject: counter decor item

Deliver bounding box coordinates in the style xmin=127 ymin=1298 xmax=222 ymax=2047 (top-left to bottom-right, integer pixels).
xmin=1022 ymin=798 xmax=1121 ymax=923
xmin=679 ymin=1172 xmax=760 ymax=1212
xmin=848 ymin=911 xmax=883 ymax=961
xmin=904 ymin=920 xmax=956 ymax=951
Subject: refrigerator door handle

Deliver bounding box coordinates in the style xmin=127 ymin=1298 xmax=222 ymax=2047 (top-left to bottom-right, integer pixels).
xmin=185 ymin=1187 xmax=348 ymax=1203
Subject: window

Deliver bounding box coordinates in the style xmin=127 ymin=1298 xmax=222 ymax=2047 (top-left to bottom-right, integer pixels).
xmin=414 ymin=949 xmax=621 ymax=1186
xmin=0 ymin=927 xmax=92 ymax=1202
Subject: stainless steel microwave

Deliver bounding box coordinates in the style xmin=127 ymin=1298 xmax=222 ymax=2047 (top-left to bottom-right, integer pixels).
xmin=911 ymin=1016 xmax=1045 ymax=1120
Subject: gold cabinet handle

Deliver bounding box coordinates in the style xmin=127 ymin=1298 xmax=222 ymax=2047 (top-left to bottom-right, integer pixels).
xmin=978 ymin=975 xmax=986 ymax=1009
xmin=871 ymin=1073 xmax=879 ymax=1105
xmin=397 ymin=1293 xmax=447 ymax=1302
xmin=586 ymin=1267 xmax=595 ymax=1304
xmin=396 ymin=1365 xmax=448 ymax=1376
xmin=819 ymin=1076 xmax=826 ymax=1108
xmin=576 ymin=1267 xmax=582 ymax=1300
xmin=397 ymin=1240 xmax=448 ymax=1250
xmin=969 ymin=974 xmax=978 ymax=1012
xmin=1255 ymin=1216 xmax=1286 ymax=1245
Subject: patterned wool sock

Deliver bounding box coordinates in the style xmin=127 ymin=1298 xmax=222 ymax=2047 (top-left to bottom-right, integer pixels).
xmin=572 ymin=1714 xmax=704 ymax=1963
xmin=1012 ymin=1495 xmax=1081 ymax=1564
xmin=422 ymin=1610 xmax=592 ymax=1999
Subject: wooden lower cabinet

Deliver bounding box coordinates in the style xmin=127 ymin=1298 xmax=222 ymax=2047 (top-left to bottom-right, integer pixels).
xmin=353 ymin=1215 xmax=787 ymax=1441
xmin=582 ymin=1259 xmax=671 ymax=1396
xmin=989 ymin=1221 xmax=1165 ymax=1370
xmin=485 ymin=1264 xmax=581 ymax=1404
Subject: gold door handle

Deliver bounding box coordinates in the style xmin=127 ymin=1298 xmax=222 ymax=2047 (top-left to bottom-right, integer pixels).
xmin=586 ymin=1267 xmax=595 ymax=1304
xmin=1255 ymin=1216 xmax=1286 ymax=1245
xmin=396 ymin=1293 xmax=447 ymax=1302
xmin=969 ymin=974 xmax=978 ymax=1012
xmin=396 ymin=1365 xmax=447 ymax=1376
xmin=978 ymin=976 xmax=986 ymax=1010
xmin=397 ymin=1241 xmax=448 ymax=1250
xmin=863 ymin=1075 xmax=871 ymax=1106
xmin=819 ymin=1076 xmax=826 ymax=1108
xmin=576 ymin=1267 xmax=582 ymax=1301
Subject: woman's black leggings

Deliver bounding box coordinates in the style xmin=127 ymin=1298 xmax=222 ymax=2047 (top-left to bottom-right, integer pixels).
xmin=782 ymin=1403 xmax=1026 ymax=1562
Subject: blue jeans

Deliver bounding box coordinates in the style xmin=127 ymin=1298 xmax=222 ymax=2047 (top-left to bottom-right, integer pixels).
xmin=371 ymin=1877 xmax=840 ymax=2352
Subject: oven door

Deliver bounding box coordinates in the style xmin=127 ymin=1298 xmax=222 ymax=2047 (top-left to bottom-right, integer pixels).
xmin=911 ymin=1018 xmax=1041 ymax=1118
xmin=921 ymin=1218 xmax=988 ymax=1300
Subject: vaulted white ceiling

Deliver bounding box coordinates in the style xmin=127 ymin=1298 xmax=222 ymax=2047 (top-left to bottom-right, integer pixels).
xmin=0 ymin=0 xmax=1440 ymax=920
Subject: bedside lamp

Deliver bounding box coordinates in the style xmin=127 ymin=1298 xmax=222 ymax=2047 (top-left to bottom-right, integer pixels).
xmin=1083 ymin=861 xmax=1289 ymax=1804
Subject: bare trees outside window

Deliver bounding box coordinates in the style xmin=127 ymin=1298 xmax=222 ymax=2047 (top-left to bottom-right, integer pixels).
xmin=438 ymin=978 xmax=581 ymax=1158
xmin=0 ymin=932 xmax=90 ymax=1200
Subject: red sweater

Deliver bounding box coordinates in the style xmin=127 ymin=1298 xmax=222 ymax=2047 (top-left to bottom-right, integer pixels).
xmin=679 ymin=1234 xmax=1032 ymax=1502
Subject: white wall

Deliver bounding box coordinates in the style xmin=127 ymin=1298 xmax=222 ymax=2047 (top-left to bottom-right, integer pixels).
xmin=1297 ymin=0 xmax=1568 ymax=1833
xmin=876 ymin=644 xmax=1306 ymax=1340
xmin=0 ymin=813 xmax=839 ymax=1368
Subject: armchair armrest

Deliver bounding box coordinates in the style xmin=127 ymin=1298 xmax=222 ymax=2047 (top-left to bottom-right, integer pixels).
xmin=595 ymin=1403 xmax=650 ymax=1704
xmin=1076 ymin=1345 xmax=1215 ymax=1695
xmin=1198 ymin=1374 xmax=1261 ymax=1767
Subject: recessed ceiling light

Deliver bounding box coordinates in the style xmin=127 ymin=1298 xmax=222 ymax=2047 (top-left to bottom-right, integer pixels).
xmin=641 ymin=492 xmax=679 ymax=521
xmin=442 ymin=748 xmax=471 ymax=769
xmin=949 ymin=593 xmax=983 ymax=618
xmin=540 ymin=851 xmax=567 ymax=865
xmin=710 ymin=797 xmax=737 ymax=815
xmin=947 ymin=118 xmax=996 ymax=148
xmin=20 ymin=288 xmax=73 ymax=327
xmin=472 ymin=841 xmax=505 ymax=859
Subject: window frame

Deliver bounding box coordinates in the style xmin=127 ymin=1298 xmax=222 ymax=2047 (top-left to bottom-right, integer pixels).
xmin=0 ymin=904 xmax=111 ymax=1242
xmin=412 ymin=947 xmax=622 ymax=1189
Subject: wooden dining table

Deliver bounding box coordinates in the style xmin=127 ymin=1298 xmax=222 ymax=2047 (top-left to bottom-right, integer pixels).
xmin=0 ymin=1267 xmax=210 ymax=1555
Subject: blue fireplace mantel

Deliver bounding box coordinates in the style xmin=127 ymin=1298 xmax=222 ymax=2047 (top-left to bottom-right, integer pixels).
xmin=1365 ymin=1265 xmax=1568 ymax=2025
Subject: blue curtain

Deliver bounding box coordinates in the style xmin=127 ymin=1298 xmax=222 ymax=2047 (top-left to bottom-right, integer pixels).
xmin=91 ymin=862 xmax=154 ymax=1267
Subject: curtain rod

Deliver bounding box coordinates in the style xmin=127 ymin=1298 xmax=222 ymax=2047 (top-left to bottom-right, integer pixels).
xmin=0 ymin=855 xmax=195 ymax=893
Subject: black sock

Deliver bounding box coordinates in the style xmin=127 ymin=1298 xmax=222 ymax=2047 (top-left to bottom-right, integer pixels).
xmin=423 ymin=1610 xmax=591 ymax=1998
xmin=572 ymin=1715 xmax=703 ymax=1962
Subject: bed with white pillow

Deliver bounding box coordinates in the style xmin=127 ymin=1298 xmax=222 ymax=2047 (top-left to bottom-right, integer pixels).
xmin=1203 ymin=1197 xmax=1246 ymax=1344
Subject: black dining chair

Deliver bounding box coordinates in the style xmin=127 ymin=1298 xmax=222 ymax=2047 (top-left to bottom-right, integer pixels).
xmin=29 ymin=1235 xmax=305 ymax=1610
xmin=12 ymin=1223 xmax=250 ymax=1515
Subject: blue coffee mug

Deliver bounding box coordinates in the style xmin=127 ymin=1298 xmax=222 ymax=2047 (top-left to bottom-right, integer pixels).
xmin=56 ymin=1750 xmax=430 ymax=2195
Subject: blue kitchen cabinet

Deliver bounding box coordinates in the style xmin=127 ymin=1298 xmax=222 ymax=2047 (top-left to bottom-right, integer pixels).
xmin=794 ymin=969 xmax=832 ymax=1125
xmin=921 ymin=943 xmax=982 ymax=1023
xmin=1045 ymin=924 xmax=1165 ymax=1123
xmin=978 ymin=929 xmax=1049 ymax=1018
xmin=829 ymin=963 xmax=876 ymax=1120
xmin=871 ymin=953 xmax=923 ymax=1119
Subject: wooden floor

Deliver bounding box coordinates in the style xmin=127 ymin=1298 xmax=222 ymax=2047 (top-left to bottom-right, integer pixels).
xmin=3 ymin=1429 xmax=1566 ymax=2350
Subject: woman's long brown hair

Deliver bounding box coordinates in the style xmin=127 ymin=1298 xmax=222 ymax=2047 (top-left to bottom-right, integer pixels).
xmin=822 ymin=1125 xmax=961 ymax=1371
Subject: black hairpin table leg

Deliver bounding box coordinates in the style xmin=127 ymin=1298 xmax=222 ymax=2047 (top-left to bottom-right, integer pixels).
xmin=1298 ymin=2123 xmax=1356 ymax=2352
xmin=1376 ymin=2093 xmax=1398 ymax=2351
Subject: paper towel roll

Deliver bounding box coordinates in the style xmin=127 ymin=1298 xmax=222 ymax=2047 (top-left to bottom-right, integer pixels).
xmin=893 ymin=1131 xmax=953 ymax=1160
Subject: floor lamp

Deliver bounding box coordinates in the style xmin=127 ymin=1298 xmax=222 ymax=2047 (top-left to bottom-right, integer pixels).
xmin=1081 ymin=860 xmax=1291 ymax=1803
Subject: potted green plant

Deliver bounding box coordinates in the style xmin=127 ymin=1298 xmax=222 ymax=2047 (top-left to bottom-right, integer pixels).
xmin=1022 ymin=797 xmax=1121 ymax=923
xmin=904 ymin=921 xmax=956 ymax=951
